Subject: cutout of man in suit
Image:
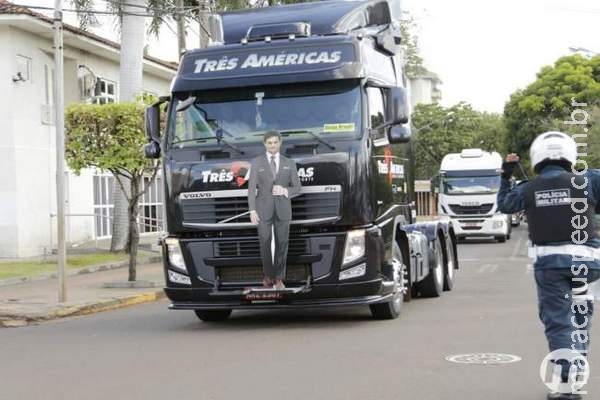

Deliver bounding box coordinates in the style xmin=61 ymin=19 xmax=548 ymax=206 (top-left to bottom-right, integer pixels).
xmin=248 ymin=131 xmax=302 ymax=289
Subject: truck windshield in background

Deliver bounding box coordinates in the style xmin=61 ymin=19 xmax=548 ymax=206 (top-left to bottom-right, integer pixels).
xmin=441 ymin=175 xmax=501 ymax=195
xmin=168 ymin=82 xmax=362 ymax=148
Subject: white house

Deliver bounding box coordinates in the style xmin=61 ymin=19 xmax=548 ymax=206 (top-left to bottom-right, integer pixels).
xmin=409 ymin=70 xmax=442 ymax=108
xmin=0 ymin=0 xmax=177 ymax=258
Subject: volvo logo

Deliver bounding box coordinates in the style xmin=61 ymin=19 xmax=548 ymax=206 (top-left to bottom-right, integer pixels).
xmin=181 ymin=192 xmax=213 ymax=200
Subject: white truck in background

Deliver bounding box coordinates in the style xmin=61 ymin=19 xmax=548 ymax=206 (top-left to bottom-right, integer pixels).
xmin=436 ymin=149 xmax=511 ymax=242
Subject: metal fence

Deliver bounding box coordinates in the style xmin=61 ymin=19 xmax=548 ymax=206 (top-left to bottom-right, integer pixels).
xmin=414 ymin=180 xmax=438 ymax=217
xmin=50 ymin=211 xmax=164 ymax=250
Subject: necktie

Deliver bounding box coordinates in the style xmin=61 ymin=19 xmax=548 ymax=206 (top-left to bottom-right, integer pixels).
xmin=270 ymin=155 xmax=277 ymax=176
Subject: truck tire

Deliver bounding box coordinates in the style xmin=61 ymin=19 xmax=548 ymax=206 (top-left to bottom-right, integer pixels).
xmin=194 ymin=309 xmax=232 ymax=321
xmin=370 ymin=243 xmax=405 ymax=320
xmin=443 ymin=238 xmax=455 ymax=291
xmin=496 ymin=236 xmax=506 ymax=243
xmin=417 ymin=239 xmax=443 ymax=297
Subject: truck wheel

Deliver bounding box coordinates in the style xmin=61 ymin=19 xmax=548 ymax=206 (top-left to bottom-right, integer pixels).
xmin=443 ymin=239 xmax=455 ymax=291
xmin=417 ymin=240 xmax=443 ymax=297
xmin=194 ymin=309 xmax=232 ymax=322
xmin=496 ymin=236 xmax=506 ymax=243
xmin=370 ymin=243 xmax=405 ymax=320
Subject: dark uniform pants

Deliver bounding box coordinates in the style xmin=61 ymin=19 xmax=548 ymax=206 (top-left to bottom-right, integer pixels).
xmin=534 ymin=268 xmax=600 ymax=354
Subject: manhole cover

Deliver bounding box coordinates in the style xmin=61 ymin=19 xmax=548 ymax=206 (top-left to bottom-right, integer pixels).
xmin=445 ymin=353 xmax=521 ymax=365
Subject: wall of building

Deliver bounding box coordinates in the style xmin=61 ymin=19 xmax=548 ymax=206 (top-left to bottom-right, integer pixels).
xmin=7 ymin=28 xmax=57 ymax=257
xmin=409 ymin=77 xmax=434 ymax=108
xmin=409 ymin=76 xmax=442 ymax=109
xmin=0 ymin=26 xmax=174 ymax=258
xmin=0 ymin=25 xmax=19 ymax=257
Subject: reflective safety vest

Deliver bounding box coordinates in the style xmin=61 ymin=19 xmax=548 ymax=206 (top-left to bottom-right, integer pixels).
xmin=522 ymin=172 xmax=597 ymax=245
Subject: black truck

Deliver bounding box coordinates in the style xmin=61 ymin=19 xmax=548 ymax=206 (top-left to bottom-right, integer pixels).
xmin=144 ymin=0 xmax=458 ymax=321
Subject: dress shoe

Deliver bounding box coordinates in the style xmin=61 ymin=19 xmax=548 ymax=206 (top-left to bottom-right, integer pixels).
xmin=547 ymin=392 xmax=583 ymax=400
xmin=274 ymin=280 xmax=285 ymax=290
xmin=262 ymin=277 xmax=273 ymax=288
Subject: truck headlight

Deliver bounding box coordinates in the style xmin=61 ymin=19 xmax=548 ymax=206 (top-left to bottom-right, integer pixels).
xmin=168 ymin=270 xmax=191 ymax=285
xmin=339 ymin=263 xmax=366 ymax=280
xmin=165 ymin=238 xmax=187 ymax=273
xmin=343 ymin=229 xmax=366 ymax=265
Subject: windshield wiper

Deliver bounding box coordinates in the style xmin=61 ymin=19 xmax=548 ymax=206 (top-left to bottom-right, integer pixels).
xmin=171 ymin=137 xmax=245 ymax=155
xmin=279 ymin=130 xmax=336 ymax=150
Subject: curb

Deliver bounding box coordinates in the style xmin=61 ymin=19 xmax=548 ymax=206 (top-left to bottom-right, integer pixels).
xmin=0 ymin=289 xmax=166 ymax=328
xmin=0 ymin=255 xmax=163 ymax=288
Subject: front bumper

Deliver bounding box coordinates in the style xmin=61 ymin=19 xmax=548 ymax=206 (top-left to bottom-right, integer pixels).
xmin=165 ymin=278 xmax=392 ymax=310
xmin=440 ymin=214 xmax=509 ymax=237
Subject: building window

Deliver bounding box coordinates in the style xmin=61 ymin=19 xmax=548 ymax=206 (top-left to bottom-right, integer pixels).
xmin=138 ymin=174 xmax=164 ymax=233
xmin=93 ymin=174 xmax=114 ymax=238
xmin=92 ymin=78 xmax=116 ymax=104
xmin=16 ymin=55 xmax=32 ymax=82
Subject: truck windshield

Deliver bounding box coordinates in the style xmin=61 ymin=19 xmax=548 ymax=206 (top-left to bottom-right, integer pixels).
xmin=168 ymin=82 xmax=361 ymax=148
xmin=442 ymin=175 xmax=501 ymax=195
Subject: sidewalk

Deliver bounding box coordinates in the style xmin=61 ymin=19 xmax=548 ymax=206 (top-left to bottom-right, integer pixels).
xmin=0 ymin=262 xmax=166 ymax=327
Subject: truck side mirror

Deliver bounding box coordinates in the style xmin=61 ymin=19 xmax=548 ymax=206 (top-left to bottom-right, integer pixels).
xmin=144 ymin=141 xmax=161 ymax=159
xmin=388 ymin=124 xmax=411 ymax=144
xmin=430 ymin=175 xmax=440 ymax=193
xmin=144 ymin=96 xmax=169 ymax=159
xmin=386 ymin=87 xmax=409 ymax=125
xmin=145 ymin=104 xmax=161 ymax=142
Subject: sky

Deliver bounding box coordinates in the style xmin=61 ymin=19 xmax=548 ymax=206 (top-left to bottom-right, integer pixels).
xmin=401 ymin=0 xmax=599 ymax=113
xmin=17 ymin=0 xmax=600 ymax=113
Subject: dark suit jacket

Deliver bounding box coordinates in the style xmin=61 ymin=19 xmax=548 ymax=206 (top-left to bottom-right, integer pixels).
xmin=247 ymin=154 xmax=302 ymax=221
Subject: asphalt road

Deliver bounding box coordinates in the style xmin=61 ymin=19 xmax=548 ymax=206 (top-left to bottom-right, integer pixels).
xmin=1 ymin=226 xmax=599 ymax=400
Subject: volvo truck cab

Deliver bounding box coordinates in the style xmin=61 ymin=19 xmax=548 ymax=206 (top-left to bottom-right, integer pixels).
xmin=144 ymin=0 xmax=459 ymax=321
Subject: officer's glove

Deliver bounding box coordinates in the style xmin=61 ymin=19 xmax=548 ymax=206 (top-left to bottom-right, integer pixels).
xmin=501 ymin=161 xmax=517 ymax=180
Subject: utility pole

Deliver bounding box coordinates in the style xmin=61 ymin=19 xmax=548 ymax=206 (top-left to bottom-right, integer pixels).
xmin=176 ymin=0 xmax=186 ymax=57
xmin=53 ymin=0 xmax=67 ymax=302
xmin=198 ymin=0 xmax=210 ymax=48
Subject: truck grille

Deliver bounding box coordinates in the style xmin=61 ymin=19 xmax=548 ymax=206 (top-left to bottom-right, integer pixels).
xmin=216 ymin=264 xmax=310 ymax=282
xmin=215 ymin=238 xmax=309 ymax=257
xmin=448 ymin=203 xmax=494 ymax=215
xmin=181 ymin=192 xmax=341 ymax=224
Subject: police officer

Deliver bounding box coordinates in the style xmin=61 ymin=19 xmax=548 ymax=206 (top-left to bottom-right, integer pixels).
xmin=497 ymin=131 xmax=600 ymax=400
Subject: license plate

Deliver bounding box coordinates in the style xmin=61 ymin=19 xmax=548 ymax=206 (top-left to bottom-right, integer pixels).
xmin=463 ymin=222 xmax=479 ymax=227
xmin=245 ymin=292 xmax=283 ymax=301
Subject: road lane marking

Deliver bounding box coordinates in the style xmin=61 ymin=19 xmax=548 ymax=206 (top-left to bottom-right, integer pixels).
xmin=477 ymin=264 xmax=499 ymax=274
xmin=510 ymin=236 xmax=525 ymax=260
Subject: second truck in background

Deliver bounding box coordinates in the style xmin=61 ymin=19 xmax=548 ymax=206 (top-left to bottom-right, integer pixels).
xmin=436 ymin=149 xmax=511 ymax=242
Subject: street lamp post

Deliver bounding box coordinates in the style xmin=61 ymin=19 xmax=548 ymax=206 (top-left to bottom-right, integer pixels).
xmin=568 ymin=46 xmax=598 ymax=58
xmin=53 ymin=0 xmax=67 ymax=302
xmin=412 ymin=110 xmax=455 ymax=134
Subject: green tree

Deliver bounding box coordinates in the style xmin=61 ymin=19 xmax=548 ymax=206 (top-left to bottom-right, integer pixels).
xmin=398 ymin=13 xmax=426 ymax=79
xmin=65 ymin=102 xmax=160 ymax=282
xmin=71 ymin=0 xmax=249 ymax=251
xmin=504 ymin=54 xmax=600 ymax=168
xmin=412 ymin=102 xmax=507 ymax=179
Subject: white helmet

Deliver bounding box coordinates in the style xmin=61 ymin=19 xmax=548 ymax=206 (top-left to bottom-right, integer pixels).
xmin=529 ymin=131 xmax=577 ymax=170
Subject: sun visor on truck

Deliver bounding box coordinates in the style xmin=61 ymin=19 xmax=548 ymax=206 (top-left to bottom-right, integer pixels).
xmin=441 ymin=169 xmax=501 ymax=177
xmin=173 ymin=39 xmax=360 ymax=92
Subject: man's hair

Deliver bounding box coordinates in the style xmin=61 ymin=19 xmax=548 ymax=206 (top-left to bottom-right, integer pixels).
xmin=263 ymin=130 xmax=282 ymax=143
